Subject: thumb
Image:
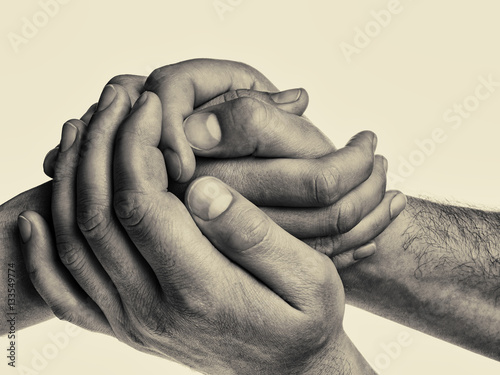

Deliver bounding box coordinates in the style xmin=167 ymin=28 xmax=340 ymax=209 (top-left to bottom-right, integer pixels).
xmin=195 ymin=88 xmax=309 ymax=116
xmin=185 ymin=176 xmax=343 ymax=311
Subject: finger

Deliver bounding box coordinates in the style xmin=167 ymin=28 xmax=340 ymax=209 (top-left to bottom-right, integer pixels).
xmin=170 ymin=131 xmax=376 ymax=207
xmin=107 ymin=74 xmax=147 ymax=104
xmin=196 ymin=88 xmax=310 ymax=117
xmin=43 ymin=103 xmax=99 ymax=178
xmin=18 ymin=211 xmax=113 ymax=336
xmin=261 ymin=155 xmax=387 ymax=238
xmin=76 ymin=85 xmax=161 ymax=304
xmin=303 ymin=191 xmax=407 ymax=257
xmin=52 ymin=119 xmax=122 ymax=316
xmin=113 ymin=91 xmax=231 ymax=294
xmin=43 ymin=146 xmax=58 ymax=178
xmin=330 ymin=242 xmax=377 ymax=270
xmin=80 ymin=103 xmax=98 ymax=124
xmin=186 ymin=176 xmax=340 ymax=310
xmin=183 ymin=95 xmax=334 ymax=158
xmin=144 ymin=58 xmax=280 ymax=182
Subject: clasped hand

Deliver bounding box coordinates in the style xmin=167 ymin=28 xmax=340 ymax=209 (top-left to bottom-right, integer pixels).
xmin=19 ymin=59 xmax=406 ymax=374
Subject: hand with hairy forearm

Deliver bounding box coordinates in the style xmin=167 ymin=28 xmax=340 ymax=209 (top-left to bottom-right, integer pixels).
xmin=311 ymin=197 xmax=500 ymax=360
xmin=1 ymin=59 xmax=403 ymax=334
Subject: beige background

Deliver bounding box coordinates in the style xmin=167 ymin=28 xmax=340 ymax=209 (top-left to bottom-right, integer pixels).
xmin=2 ymin=0 xmax=500 ymax=374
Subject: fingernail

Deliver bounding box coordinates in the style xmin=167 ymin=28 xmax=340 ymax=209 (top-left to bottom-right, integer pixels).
xmin=97 ymin=85 xmax=117 ymax=112
xmin=372 ymin=134 xmax=378 ymax=153
xmin=164 ymin=148 xmax=182 ymax=181
xmin=133 ymin=91 xmax=149 ymax=110
xmin=353 ymin=242 xmax=376 ymax=260
xmin=270 ymin=88 xmax=301 ymax=104
xmin=183 ymin=113 xmax=221 ymax=151
xmin=18 ymin=216 xmax=32 ymax=243
xmin=60 ymin=122 xmax=78 ymax=152
xmin=390 ymin=193 xmax=407 ymax=220
xmin=187 ymin=177 xmax=233 ymax=221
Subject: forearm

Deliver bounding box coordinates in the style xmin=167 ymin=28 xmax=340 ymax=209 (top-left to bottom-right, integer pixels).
xmin=0 ymin=182 xmax=54 ymax=334
xmin=339 ymin=197 xmax=500 ymax=360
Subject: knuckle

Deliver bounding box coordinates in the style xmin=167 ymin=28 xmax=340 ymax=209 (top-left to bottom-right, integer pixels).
xmin=226 ymin=208 xmax=272 ymax=253
xmin=107 ymin=75 xmax=146 ymax=103
xmin=52 ymin=160 xmax=75 ymax=184
xmin=294 ymin=315 xmax=331 ymax=351
xmin=312 ymin=165 xmax=340 ymax=206
xmin=51 ymin=168 xmax=69 ymax=186
xmin=328 ymin=236 xmax=344 ymax=257
xmin=78 ymin=130 xmax=107 ymax=161
xmin=134 ymin=293 xmax=170 ymax=334
xmin=308 ymin=235 xmax=339 ymax=258
xmin=76 ymin=200 xmax=110 ymax=243
xmin=173 ymin=289 xmax=217 ymax=324
xmin=144 ymin=64 xmax=180 ymax=91
xmin=305 ymin=263 xmax=344 ymax=326
xmin=144 ymin=68 xmax=163 ymax=90
xmin=113 ymin=190 xmax=151 ymax=229
xmin=294 ymin=254 xmax=340 ymax=310
xmin=56 ymin=238 xmax=85 ymax=273
xmin=231 ymin=97 xmax=270 ymax=141
xmin=309 ymin=256 xmax=337 ymax=292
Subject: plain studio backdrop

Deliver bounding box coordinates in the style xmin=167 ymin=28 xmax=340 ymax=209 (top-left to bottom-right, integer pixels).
xmin=2 ymin=1 xmax=500 ymax=374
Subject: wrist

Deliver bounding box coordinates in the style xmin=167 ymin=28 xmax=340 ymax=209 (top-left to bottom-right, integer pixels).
xmin=303 ymin=330 xmax=376 ymax=375
xmin=338 ymin=202 xmax=419 ymax=327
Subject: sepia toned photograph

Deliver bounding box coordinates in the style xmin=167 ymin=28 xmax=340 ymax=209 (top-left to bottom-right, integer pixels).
xmin=1 ymin=1 xmax=499 ymax=374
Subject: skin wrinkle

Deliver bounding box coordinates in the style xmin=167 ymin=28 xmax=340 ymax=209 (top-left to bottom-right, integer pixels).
xmin=2 ymin=57 xmax=399 ymax=372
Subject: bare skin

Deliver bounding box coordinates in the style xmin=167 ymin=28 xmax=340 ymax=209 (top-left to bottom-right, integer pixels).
xmin=3 ymin=60 xmax=499 ymax=365
xmin=1 ymin=60 xmax=399 ymax=336
xmin=324 ymin=197 xmax=500 ymax=360
xmin=19 ymin=90 xmax=378 ymax=373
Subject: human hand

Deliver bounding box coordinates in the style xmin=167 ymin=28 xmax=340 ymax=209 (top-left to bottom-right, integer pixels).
xmin=43 ymin=87 xmax=404 ymax=267
xmin=19 ymin=90 xmax=375 ymax=374
xmin=42 ymin=59 xmax=406 ymax=266
xmin=45 ymin=58 xmax=300 ymax=182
